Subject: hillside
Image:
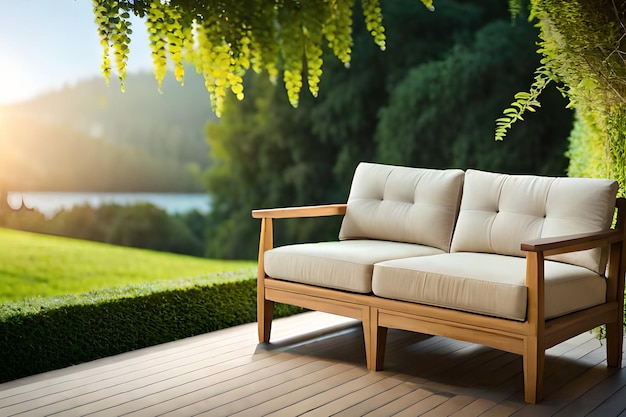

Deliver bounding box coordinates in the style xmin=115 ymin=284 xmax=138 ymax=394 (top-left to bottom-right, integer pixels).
xmin=0 ymin=69 xmax=216 ymax=192
xmin=0 ymin=227 xmax=255 ymax=302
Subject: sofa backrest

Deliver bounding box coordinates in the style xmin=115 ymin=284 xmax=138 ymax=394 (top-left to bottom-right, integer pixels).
xmin=339 ymin=162 xmax=465 ymax=251
xmin=450 ymin=169 xmax=619 ymax=274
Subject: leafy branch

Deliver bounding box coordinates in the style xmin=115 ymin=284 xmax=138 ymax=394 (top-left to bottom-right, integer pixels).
xmin=495 ymin=66 xmax=552 ymax=141
xmin=92 ymin=0 xmax=439 ymax=116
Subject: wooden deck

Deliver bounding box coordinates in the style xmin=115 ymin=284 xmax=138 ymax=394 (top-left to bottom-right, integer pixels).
xmin=1 ymin=311 xmax=625 ymax=416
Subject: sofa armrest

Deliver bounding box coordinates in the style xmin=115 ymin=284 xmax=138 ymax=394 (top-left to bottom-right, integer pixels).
xmin=520 ymin=229 xmax=623 ymax=257
xmin=252 ymin=204 xmax=347 ymax=219
xmin=522 ymin=228 xmax=625 ymax=328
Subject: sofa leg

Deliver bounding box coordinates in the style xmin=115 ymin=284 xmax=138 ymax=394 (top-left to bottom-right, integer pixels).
xmin=258 ymin=299 xmax=274 ymax=343
xmin=606 ymin=320 xmax=624 ymax=368
xmin=373 ymin=326 xmax=388 ymax=371
xmin=367 ymin=308 xmax=387 ymax=371
xmin=523 ymin=337 xmax=545 ymax=404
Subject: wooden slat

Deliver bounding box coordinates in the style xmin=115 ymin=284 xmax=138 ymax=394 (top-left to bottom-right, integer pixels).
xmin=251 ymin=203 xmax=346 ymax=219
xmin=520 ymin=229 xmax=622 ymax=256
xmin=0 ymin=311 xmax=624 ymax=417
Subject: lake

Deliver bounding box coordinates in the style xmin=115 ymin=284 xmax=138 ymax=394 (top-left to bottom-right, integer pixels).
xmin=6 ymin=192 xmax=211 ymax=218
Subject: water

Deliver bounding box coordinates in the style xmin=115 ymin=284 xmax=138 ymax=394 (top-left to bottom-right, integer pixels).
xmin=7 ymin=192 xmax=211 ymax=218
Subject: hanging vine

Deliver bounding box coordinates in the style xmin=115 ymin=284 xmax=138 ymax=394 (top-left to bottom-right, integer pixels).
xmin=495 ymin=0 xmax=626 ymax=142
xmin=92 ymin=0 xmax=133 ymax=91
xmin=92 ymin=0 xmax=436 ymax=116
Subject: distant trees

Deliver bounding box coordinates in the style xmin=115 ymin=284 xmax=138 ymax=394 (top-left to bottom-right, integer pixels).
xmin=0 ymin=114 xmax=201 ymax=192
xmin=0 ymin=203 xmax=206 ymax=256
xmin=0 ymin=72 xmax=215 ymax=193
xmin=202 ymin=0 xmax=573 ymax=259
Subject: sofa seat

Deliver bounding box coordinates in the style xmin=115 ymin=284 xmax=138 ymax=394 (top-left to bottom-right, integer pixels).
xmin=264 ymin=239 xmax=445 ymax=293
xmin=372 ymin=252 xmax=606 ymax=321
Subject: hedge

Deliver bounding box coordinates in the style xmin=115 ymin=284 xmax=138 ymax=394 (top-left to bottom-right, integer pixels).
xmin=0 ymin=276 xmax=303 ymax=383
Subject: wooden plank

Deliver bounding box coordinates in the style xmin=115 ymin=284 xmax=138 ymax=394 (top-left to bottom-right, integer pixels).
xmin=361 ymin=388 xmax=437 ymax=417
xmin=583 ymin=385 xmax=626 ymax=417
xmin=551 ymin=365 xmax=626 ymax=417
xmin=0 ymin=326 xmax=256 ymax=399
xmin=60 ymin=354 xmax=323 ymax=417
xmin=480 ymin=402 xmax=522 ymax=417
xmin=392 ymin=392 xmax=453 ymax=417
xmin=0 ymin=335 xmax=267 ymax=415
xmin=296 ymin=375 xmax=402 ymax=416
xmin=3 ymin=350 xmax=281 ymax=417
xmin=420 ymin=394 xmax=477 ymax=416
xmin=331 ymin=382 xmax=422 ymax=417
xmin=449 ymin=398 xmax=499 ymax=417
xmin=194 ymin=366 xmax=369 ymax=416
xmin=252 ymin=203 xmax=346 ymax=219
xmin=268 ymin=378 xmax=396 ymax=417
xmin=0 ymin=312 xmax=624 ymax=417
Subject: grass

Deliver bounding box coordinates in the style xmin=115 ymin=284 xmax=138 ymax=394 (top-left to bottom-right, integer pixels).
xmin=0 ymin=227 xmax=256 ymax=303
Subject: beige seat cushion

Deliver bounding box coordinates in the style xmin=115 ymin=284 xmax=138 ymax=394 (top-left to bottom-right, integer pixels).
xmin=339 ymin=163 xmax=465 ymax=251
xmin=264 ymin=240 xmax=445 ymax=293
xmin=372 ymin=252 xmax=606 ymax=321
xmin=450 ymin=169 xmax=618 ymax=273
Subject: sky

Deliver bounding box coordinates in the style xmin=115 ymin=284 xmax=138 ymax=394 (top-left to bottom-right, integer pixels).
xmin=0 ymin=0 xmax=154 ymax=105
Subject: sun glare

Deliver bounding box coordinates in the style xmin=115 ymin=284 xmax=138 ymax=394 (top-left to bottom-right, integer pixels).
xmin=0 ymin=68 xmax=36 ymax=106
xmin=0 ymin=39 xmax=43 ymax=106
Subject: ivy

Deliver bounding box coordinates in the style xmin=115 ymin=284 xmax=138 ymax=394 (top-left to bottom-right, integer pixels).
xmin=92 ymin=0 xmax=133 ymax=91
xmin=495 ymin=66 xmax=552 ymax=141
xmin=495 ymin=0 xmax=626 ymax=182
xmin=362 ymin=0 xmax=387 ymax=50
xmin=93 ymin=0 xmax=437 ymax=116
xmin=507 ymin=0 xmax=523 ymax=21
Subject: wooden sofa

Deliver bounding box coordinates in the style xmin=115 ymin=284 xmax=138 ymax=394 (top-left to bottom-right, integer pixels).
xmin=252 ymin=162 xmax=626 ymax=403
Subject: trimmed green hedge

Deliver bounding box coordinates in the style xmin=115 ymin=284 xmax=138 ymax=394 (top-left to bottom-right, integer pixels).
xmin=0 ymin=276 xmax=303 ymax=383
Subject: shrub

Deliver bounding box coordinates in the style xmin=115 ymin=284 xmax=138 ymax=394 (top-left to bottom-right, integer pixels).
xmin=0 ymin=277 xmax=303 ymax=383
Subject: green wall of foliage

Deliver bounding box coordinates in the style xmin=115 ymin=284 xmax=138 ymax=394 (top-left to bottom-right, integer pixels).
xmin=512 ymin=1 xmax=626 ymax=194
xmin=0 ymin=278 xmax=303 ymax=383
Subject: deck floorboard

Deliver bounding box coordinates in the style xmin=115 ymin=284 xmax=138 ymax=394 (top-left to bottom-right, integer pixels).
xmin=1 ymin=312 xmax=625 ymax=416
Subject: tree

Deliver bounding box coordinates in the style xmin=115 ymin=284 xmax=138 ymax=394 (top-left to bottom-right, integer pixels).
xmin=201 ymin=1 xmax=571 ymax=259
xmin=91 ymin=1 xmax=626 ymax=190
xmin=376 ymin=19 xmax=571 ymax=175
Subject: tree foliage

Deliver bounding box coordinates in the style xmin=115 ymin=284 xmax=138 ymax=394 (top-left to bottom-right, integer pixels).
xmin=92 ymin=0 xmax=434 ymax=116
xmin=376 ymin=19 xmax=570 ymax=175
xmin=497 ymin=0 xmax=626 ymax=194
xmin=202 ymin=1 xmax=572 ymax=259
xmin=91 ymin=1 xmax=626 ymax=194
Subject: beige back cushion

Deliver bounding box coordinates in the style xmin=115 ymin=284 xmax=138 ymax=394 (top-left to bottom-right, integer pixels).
xmin=450 ymin=169 xmax=618 ymax=273
xmin=338 ymin=163 xmax=465 ymax=251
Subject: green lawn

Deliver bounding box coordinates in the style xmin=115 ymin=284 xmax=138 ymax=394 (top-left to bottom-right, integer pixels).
xmin=0 ymin=228 xmax=256 ymax=302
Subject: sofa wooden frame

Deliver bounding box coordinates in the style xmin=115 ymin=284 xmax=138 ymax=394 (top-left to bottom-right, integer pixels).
xmin=252 ymin=198 xmax=626 ymax=404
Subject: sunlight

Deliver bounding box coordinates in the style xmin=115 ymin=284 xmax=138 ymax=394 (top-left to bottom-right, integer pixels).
xmin=0 ymin=40 xmax=38 ymax=105
xmin=0 ymin=76 xmax=29 ymax=106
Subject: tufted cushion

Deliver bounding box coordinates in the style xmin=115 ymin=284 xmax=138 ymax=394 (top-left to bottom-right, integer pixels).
xmin=339 ymin=163 xmax=465 ymax=251
xmin=450 ymin=170 xmax=618 ymax=273
xmin=264 ymin=240 xmax=445 ymax=293
xmin=372 ymin=253 xmax=606 ymax=321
